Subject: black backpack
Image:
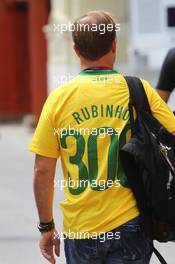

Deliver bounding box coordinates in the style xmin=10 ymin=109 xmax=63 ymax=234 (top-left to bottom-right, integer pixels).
xmin=120 ymin=77 xmax=175 ymax=264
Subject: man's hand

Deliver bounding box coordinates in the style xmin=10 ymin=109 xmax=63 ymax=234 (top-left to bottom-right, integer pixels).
xmin=39 ymin=229 xmax=60 ymax=264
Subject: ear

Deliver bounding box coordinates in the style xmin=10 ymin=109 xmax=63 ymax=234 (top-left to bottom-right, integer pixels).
xmin=73 ymin=44 xmax=81 ymax=58
xmin=111 ymin=39 xmax=117 ymax=54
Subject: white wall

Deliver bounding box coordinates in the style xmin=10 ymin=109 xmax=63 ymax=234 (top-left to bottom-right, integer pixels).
xmin=129 ymin=0 xmax=175 ymax=71
xmin=45 ymin=0 xmax=175 ymax=91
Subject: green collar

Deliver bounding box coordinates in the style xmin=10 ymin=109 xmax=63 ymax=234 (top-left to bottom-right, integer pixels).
xmin=79 ymin=70 xmax=119 ymax=75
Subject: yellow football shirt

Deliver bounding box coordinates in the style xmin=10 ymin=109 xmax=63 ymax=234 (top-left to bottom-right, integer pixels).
xmin=28 ymin=70 xmax=175 ymax=238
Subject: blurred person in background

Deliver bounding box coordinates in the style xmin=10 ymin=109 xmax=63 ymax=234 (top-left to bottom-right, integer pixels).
xmin=29 ymin=11 xmax=175 ymax=264
xmin=156 ymin=47 xmax=175 ymax=103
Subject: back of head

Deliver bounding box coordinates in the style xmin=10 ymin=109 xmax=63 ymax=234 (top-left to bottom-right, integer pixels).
xmin=72 ymin=11 xmax=117 ymax=61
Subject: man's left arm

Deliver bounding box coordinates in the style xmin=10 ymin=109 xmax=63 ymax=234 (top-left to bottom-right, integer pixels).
xmin=28 ymin=91 xmax=61 ymax=263
xmin=33 ymin=154 xmax=60 ymax=264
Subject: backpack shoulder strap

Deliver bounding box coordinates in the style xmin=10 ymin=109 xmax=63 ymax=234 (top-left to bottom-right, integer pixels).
xmin=124 ymin=76 xmax=151 ymax=113
xmin=124 ymin=76 xmax=163 ymax=137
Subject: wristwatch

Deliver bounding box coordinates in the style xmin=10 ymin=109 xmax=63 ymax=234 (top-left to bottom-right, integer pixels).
xmin=37 ymin=219 xmax=55 ymax=233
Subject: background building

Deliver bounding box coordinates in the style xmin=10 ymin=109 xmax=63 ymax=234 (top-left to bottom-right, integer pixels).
xmin=0 ymin=0 xmax=49 ymax=120
xmin=0 ymin=0 xmax=175 ymax=119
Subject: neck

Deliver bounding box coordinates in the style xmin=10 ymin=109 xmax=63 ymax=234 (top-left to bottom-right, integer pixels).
xmin=80 ymin=57 xmax=114 ymax=71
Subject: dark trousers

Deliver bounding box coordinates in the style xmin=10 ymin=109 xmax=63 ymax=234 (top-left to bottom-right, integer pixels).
xmin=64 ymin=217 xmax=153 ymax=264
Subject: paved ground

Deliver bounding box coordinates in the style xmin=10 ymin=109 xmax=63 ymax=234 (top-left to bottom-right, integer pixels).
xmin=0 ymin=124 xmax=175 ymax=264
xmin=0 ymin=124 xmax=66 ymax=264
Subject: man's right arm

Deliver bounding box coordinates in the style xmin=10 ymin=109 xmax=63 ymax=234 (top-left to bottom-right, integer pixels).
xmin=143 ymin=80 xmax=175 ymax=135
xmin=156 ymin=89 xmax=171 ymax=103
